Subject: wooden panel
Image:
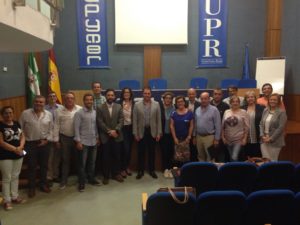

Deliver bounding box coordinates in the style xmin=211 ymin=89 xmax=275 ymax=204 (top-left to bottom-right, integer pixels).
xmin=265 ymin=0 xmax=282 ymax=57
xmin=144 ymin=46 xmax=161 ymax=87
xmin=237 ymin=88 xmax=260 ymax=99
xmin=70 ymin=90 xmax=92 ymax=107
xmin=284 ymin=94 xmax=300 ymax=122
xmin=265 ymin=30 xmax=281 ymax=57
xmin=266 ymin=0 xmax=282 ymax=29
xmin=0 ymin=96 xmax=26 ymax=120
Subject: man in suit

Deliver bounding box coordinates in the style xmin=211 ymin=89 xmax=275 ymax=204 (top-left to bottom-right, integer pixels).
xmin=96 ymin=89 xmax=124 ymax=184
xmin=133 ymin=87 xmax=162 ymax=179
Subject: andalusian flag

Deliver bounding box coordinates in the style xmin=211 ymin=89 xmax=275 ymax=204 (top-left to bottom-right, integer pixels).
xmin=27 ymin=53 xmax=41 ymax=107
xmin=48 ymin=49 xmax=62 ymax=104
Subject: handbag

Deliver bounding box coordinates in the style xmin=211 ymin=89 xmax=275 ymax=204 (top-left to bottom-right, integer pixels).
xmin=157 ymin=186 xmax=196 ymax=204
xmin=245 ymin=157 xmax=271 ymax=166
xmin=174 ymin=141 xmax=190 ymax=162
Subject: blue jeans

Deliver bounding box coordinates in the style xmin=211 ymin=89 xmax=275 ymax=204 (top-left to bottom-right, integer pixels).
xmin=77 ymin=145 xmax=97 ymax=185
xmin=226 ymin=143 xmax=242 ymax=161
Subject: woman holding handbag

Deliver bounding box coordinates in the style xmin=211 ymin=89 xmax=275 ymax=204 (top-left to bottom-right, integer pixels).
xmin=170 ymin=96 xmax=194 ymax=167
xmin=0 ymin=106 xmax=26 ymax=210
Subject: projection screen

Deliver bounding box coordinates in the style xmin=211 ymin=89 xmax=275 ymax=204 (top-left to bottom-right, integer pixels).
xmin=115 ymin=0 xmax=188 ymax=45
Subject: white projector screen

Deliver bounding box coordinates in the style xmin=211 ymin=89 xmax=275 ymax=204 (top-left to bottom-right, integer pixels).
xmin=115 ymin=0 xmax=188 ymax=45
xmin=255 ymin=57 xmax=286 ymax=95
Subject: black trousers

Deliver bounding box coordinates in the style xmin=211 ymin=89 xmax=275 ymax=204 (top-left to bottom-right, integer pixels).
xmin=102 ymin=138 xmax=121 ymax=179
xmin=159 ymin=133 xmax=174 ymax=170
xmin=25 ymin=141 xmax=50 ymax=189
xmin=120 ymin=125 xmax=134 ymax=171
xmin=137 ymin=128 xmax=156 ymax=172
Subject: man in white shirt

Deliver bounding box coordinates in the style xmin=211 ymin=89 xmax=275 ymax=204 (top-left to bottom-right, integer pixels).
xmin=53 ymin=92 xmax=81 ymax=189
xmin=223 ymin=86 xmax=244 ymax=106
xmin=19 ymin=95 xmax=53 ymax=198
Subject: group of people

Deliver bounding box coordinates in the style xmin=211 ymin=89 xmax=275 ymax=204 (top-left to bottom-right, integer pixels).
xmin=0 ymin=82 xmax=287 ymax=210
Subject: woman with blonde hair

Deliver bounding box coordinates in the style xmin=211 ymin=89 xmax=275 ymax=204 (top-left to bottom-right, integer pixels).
xmin=242 ymin=91 xmax=265 ymax=159
xmin=259 ymin=93 xmax=287 ymax=161
xmin=222 ymin=96 xmax=249 ymax=161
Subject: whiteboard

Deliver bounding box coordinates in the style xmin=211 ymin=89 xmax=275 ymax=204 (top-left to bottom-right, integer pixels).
xmin=114 ymin=0 xmax=188 ymax=44
xmin=255 ymin=57 xmax=286 ymax=95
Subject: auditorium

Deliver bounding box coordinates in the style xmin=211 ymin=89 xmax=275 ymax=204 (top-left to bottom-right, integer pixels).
xmin=1 ymin=0 xmax=300 ymax=225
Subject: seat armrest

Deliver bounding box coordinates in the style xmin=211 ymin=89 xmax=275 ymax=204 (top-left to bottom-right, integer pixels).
xmin=142 ymin=192 xmax=148 ymax=211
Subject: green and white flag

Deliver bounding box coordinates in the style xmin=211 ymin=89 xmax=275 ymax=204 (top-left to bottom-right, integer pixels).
xmin=27 ymin=53 xmax=41 ymax=107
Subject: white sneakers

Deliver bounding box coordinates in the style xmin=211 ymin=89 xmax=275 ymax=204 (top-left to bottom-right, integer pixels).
xmin=163 ymin=169 xmax=173 ymax=179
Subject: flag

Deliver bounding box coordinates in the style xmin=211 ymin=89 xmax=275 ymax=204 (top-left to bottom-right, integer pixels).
xmin=48 ymin=49 xmax=62 ymax=104
xmin=242 ymin=43 xmax=250 ymax=79
xmin=27 ymin=53 xmax=41 ymax=107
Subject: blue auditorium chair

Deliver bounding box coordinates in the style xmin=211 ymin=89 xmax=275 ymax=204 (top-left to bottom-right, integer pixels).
xmin=238 ymin=79 xmax=257 ymax=88
xmin=295 ymin=192 xmax=300 ymax=225
xmin=143 ymin=192 xmax=196 ymax=225
xmin=220 ymin=78 xmax=240 ymax=89
xmin=148 ymin=78 xmax=167 ymax=90
xmin=295 ymin=163 xmax=300 ymax=192
xmin=189 ymin=77 xmax=208 ymax=89
xmin=118 ymin=79 xmax=141 ymax=90
xmin=196 ymin=190 xmax=246 ymax=225
xmin=256 ymin=161 xmax=295 ymax=191
xmin=218 ymin=162 xmax=258 ymax=195
xmin=175 ymin=162 xmax=218 ymax=196
xmin=245 ymin=189 xmax=295 ymax=225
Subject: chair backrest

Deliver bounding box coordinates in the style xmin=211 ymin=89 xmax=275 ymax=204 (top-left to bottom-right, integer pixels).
xmin=295 ymin=192 xmax=300 ymax=225
xmin=145 ymin=192 xmax=196 ymax=225
xmin=220 ymin=78 xmax=240 ymax=89
xmin=238 ymin=79 xmax=257 ymax=88
xmin=245 ymin=189 xmax=295 ymax=225
xmin=118 ymin=79 xmax=141 ymax=90
xmin=189 ymin=77 xmax=208 ymax=89
xmin=176 ymin=162 xmax=218 ymax=196
xmin=294 ymin=163 xmax=300 ymax=192
xmin=148 ymin=78 xmax=167 ymax=89
xmin=218 ymin=162 xmax=258 ymax=195
xmin=196 ymin=190 xmax=246 ymax=225
xmin=256 ymin=161 xmax=295 ymax=190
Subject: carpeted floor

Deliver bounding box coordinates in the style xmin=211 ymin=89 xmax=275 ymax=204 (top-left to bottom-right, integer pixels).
xmin=0 ymin=172 xmax=174 ymax=225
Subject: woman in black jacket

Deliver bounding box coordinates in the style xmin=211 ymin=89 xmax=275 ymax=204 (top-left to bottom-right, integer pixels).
xmin=159 ymin=92 xmax=175 ymax=178
xmin=242 ymin=90 xmax=265 ymax=159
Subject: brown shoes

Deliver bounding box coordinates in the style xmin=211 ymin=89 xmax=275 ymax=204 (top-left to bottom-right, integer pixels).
xmin=40 ymin=185 xmax=51 ymax=193
xmin=3 ymin=202 xmax=13 ymax=211
xmin=103 ymin=178 xmax=109 ymax=185
xmin=113 ymin=174 xmax=124 ymax=183
xmin=12 ymin=197 xmax=27 ymax=204
xmin=120 ymin=171 xmax=127 ymax=178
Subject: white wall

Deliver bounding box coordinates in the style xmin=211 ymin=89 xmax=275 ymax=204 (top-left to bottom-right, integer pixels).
xmin=0 ymin=0 xmax=53 ymax=52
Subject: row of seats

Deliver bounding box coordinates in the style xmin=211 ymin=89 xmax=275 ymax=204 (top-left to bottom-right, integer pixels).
xmin=143 ymin=189 xmax=300 ymax=225
xmin=119 ymin=78 xmax=257 ymax=90
xmin=174 ymin=161 xmax=300 ymax=196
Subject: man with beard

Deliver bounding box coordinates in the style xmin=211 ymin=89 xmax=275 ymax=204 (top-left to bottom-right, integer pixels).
xmin=133 ymin=87 xmax=162 ymax=179
xmin=96 ymin=89 xmax=124 ymax=184
xmin=74 ymin=93 xmax=100 ymax=192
